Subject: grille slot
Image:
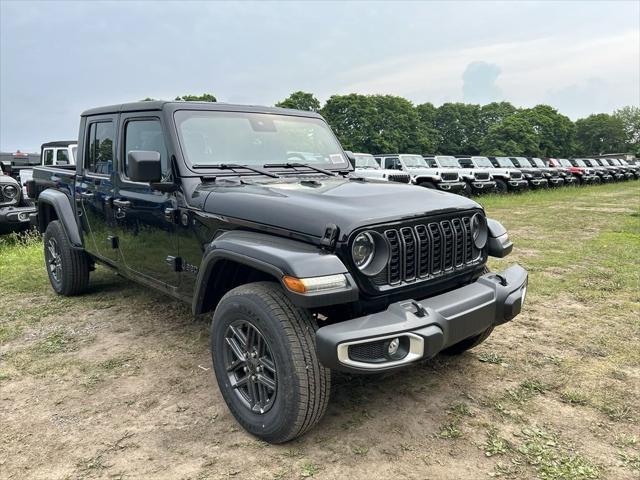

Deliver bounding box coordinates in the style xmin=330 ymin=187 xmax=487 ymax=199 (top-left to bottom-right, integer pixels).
xmin=441 ymin=172 xmax=458 ymax=181
xmin=511 ymin=171 xmax=522 ymax=179
xmin=474 ymin=172 xmax=490 ymax=181
xmin=374 ymin=213 xmax=483 ymax=288
xmin=389 ymin=174 xmax=411 ymax=184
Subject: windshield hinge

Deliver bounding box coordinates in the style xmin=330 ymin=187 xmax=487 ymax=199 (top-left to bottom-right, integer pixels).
xmin=320 ymin=223 xmax=339 ymax=250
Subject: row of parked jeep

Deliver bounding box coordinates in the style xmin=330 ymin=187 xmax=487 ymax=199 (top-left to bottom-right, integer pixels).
xmin=351 ymin=153 xmax=640 ymax=195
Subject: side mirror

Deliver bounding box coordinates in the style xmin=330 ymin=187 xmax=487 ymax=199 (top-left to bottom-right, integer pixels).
xmin=128 ymin=151 xmax=162 ymax=183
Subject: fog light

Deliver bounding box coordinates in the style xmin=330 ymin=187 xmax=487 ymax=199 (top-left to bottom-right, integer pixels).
xmin=383 ymin=336 xmax=409 ymax=361
xmin=387 ymin=337 xmax=400 ymax=356
xmin=18 ymin=212 xmax=29 ymax=221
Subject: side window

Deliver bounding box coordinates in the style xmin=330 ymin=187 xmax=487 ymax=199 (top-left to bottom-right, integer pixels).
xmin=56 ymin=149 xmax=70 ymax=165
xmin=86 ymin=121 xmax=115 ymax=175
xmin=43 ymin=149 xmax=54 ymax=166
xmin=123 ymin=119 xmax=168 ymax=178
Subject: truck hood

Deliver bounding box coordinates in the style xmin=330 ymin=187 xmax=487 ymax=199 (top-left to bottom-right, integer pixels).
xmin=196 ymin=176 xmax=478 ymax=239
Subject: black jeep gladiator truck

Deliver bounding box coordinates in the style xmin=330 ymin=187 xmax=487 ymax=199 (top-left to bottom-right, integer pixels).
xmin=30 ymin=101 xmax=528 ymax=443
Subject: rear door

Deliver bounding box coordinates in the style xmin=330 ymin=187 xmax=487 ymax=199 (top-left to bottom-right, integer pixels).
xmin=77 ymin=115 xmax=119 ymax=263
xmin=112 ymin=113 xmax=180 ymax=288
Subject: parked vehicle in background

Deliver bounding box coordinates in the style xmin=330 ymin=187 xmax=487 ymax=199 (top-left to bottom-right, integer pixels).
xmin=0 ymin=150 xmax=40 ymax=182
xmin=0 ymin=169 xmax=36 ymax=234
xmin=29 ymin=100 xmax=528 ymax=443
xmin=458 ymin=156 xmax=528 ymax=194
xmin=527 ymin=157 xmax=568 ymax=187
xmin=617 ymin=158 xmax=640 ymax=178
xmin=20 ymin=141 xmax=78 ymax=198
xmin=503 ymin=157 xmax=548 ymax=189
xmin=350 ymin=153 xmax=410 ymax=183
xmin=560 ymin=158 xmax=600 ymax=185
xmin=425 ymin=155 xmax=496 ymax=196
xmin=376 ymin=154 xmax=466 ymax=193
xmin=579 ymin=159 xmax=615 ymax=183
xmin=582 ymin=158 xmax=626 ymax=183
xmin=602 ymin=158 xmax=638 ymax=179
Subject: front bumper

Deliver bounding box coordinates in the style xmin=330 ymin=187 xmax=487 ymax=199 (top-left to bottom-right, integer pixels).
xmin=598 ymin=174 xmax=614 ymax=183
xmin=508 ymin=179 xmax=529 ymax=190
xmin=547 ymin=177 xmax=564 ymax=187
xmin=0 ymin=204 xmax=36 ymax=229
xmin=563 ymin=176 xmax=578 ymax=185
xmin=528 ymin=178 xmax=549 ymax=189
xmin=470 ymin=180 xmax=497 ymax=193
xmin=316 ymin=264 xmax=528 ymax=373
xmin=437 ymin=181 xmax=467 ymax=193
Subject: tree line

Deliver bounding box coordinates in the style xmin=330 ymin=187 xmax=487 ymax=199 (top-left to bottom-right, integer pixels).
xmin=149 ymin=92 xmax=639 ymax=157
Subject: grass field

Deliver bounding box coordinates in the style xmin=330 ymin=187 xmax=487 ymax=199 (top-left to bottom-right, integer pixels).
xmin=1 ymin=182 xmax=639 ymax=480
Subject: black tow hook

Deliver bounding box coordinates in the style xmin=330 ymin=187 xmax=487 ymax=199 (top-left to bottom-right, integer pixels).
xmin=491 ymin=273 xmax=508 ymax=286
xmin=412 ymin=301 xmax=428 ymax=317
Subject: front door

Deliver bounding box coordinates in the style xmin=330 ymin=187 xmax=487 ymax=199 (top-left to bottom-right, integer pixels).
xmin=112 ymin=115 xmax=180 ymax=289
xmin=78 ymin=116 xmax=118 ymax=264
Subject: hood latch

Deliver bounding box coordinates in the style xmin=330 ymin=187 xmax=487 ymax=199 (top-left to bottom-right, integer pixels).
xmin=320 ymin=223 xmax=339 ymax=250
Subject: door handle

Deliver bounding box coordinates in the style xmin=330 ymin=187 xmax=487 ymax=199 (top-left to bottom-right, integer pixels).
xmin=79 ymin=191 xmax=94 ymax=199
xmin=113 ymin=199 xmax=131 ymax=209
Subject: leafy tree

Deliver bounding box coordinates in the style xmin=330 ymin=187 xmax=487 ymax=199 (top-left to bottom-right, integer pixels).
xmin=276 ymin=91 xmax=321 ymax=112
xmin=415 ymin=102 xmax=440 ymax=153
xmin=478 ymin=102 xmax=517 ymax=138
xmin=480 ymin=113 xmax=540 ymax=156
xmin=434 ymin=103 xmax=481 ymax=155
xmin=520 ymin=105 xmax=575 ymax=157
xmin=175 ymin=93 xmax=217 ymax=102
xmin=613 ymin=106 xmax=640 ymax=153
xmin=575 ymin=113 xmax=626 ymax=155
xmin=321 ymin=94 xmax=429 ymax=153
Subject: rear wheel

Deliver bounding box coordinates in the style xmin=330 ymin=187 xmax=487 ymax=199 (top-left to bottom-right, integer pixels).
xmin=210 ymin=282 xmax=330 ymax=443
xmin=43 ymin=220 xmax=90 ymax=296
xmin=495 ymin=179 xmax=508 ymax=194
xmin=464 ymin=183 xmax=473 ymax=196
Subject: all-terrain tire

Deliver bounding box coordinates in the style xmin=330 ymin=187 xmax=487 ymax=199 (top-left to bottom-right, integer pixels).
xmin=418 ymin=181 xmax=436 ymax=189
xmin=210 ymin=281 xmax=331 ymax=443
xmin=43 ymin=220 xmax=90 ymax=296
xmin=495 ymin=178 xmax=508 ymax=194
xmin=441 ymin=266 xmax=493 ymax=355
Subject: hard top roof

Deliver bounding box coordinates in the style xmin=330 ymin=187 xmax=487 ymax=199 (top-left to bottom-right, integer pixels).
xmin=41 ymin=140 xmax=76 ymax=148
xmin=81 ymin=101 xmax=323 ymax=118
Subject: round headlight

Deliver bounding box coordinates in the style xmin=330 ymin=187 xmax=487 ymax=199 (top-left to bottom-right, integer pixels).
xmin=471 ymin=213 xmax=488 ymax=249
xmin=3 ymin=184 xmax=18 ymax=199
xmin=352 ymin=232 xmax=375 ymax=269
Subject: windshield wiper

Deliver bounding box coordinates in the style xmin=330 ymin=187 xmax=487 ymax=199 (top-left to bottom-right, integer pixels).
xmin=192 ymin=163 xmax=280 ymax=178
xmin=263 ymin=162 xmax=338 ymax=177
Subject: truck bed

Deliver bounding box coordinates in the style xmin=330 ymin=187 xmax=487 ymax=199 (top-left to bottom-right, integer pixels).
xmin=30 ymin=165 xmax=76 ymax=201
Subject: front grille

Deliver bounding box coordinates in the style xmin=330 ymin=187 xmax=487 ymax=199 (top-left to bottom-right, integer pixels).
xmin=389 ymin=174 xmax=411 ymax=184
xmin=474 ymin=172 xmax=490 ymax=181
xmin=371 ymin=212 xmax=485 ymax=288
xmin=441 ymin=172 xmax=458 ymax=181
xmin=511 ymin=171 xmax=522 ymax=179
xmin=532 ymin=170 xmax=543 ymax=178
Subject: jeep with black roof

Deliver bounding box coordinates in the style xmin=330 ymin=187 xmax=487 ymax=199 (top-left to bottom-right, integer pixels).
xmin=499 ymin=157 xmax=548 ymax=189
xmin=30 ymin=101 xmax=528 ymax=443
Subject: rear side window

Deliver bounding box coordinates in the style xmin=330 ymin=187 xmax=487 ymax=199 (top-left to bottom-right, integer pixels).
xmin=43 ymin=149 xmax=54 ymax=165
xmin=56 ymin=149 xmax=69 ymax=165
xmin=86 ymin=121 xmax=115 ymax=175
xmin=123 ymin=119 xmax=168 ymax=178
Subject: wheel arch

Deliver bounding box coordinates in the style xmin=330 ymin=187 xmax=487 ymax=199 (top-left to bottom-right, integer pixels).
xmin=37 ymin=189 xmax=82 ymax=247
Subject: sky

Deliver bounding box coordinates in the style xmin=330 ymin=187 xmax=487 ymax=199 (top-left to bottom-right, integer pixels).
xmin=1 ymin=0 xmax=639 ymax=152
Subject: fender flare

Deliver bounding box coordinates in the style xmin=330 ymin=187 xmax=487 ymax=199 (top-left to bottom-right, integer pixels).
xmin=37 ymin=189 xmax=83 ymax=247
xmin=192 ymin=230 xmax=357 ymax=314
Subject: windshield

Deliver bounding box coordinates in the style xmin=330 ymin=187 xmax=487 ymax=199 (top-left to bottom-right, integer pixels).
xmin=530 ymin=158 xmax=545 ymax=168
xmin=174 ymin=110 xmax=348 ymax=169
xmin=496 ymin=157 xmax=516 ymax=168
xmin=354 ymin=154 xmax=379 ymax=169
xmin=610 ymin=159 xmax=621 ymax=165
xmin=574 ymin=159 xmax=587 ymax=167
xmin=559 ymin=159 xmax=572 ymax=167
xmin=514 ymin=157 xmax=532 ymax=167
xmin=399 ymin=154 xmax=428 ymax=168
xmin=435 ymin=156 xmax=459 ymax=168
xmin=471 ymin=156 xmax=493 ymax=168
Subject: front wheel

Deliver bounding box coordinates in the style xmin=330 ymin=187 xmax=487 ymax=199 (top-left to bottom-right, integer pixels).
xmin=495 ymin=178 xmax=508 ymax=194
xmin=43 ymin=220 xmax=90 ymax=296
xmin=210 ymin=282 xmax=331 ymax=443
